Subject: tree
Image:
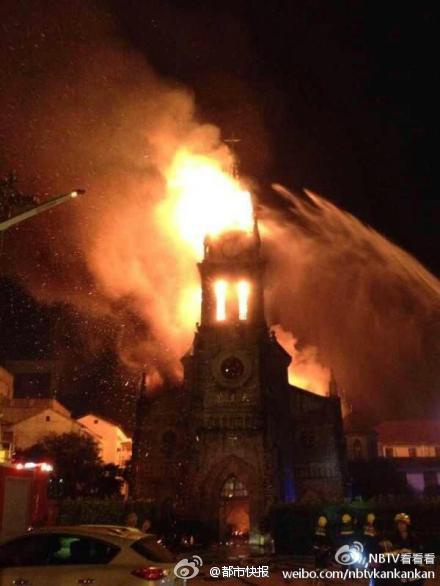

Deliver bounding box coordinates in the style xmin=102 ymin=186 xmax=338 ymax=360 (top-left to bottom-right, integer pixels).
xmin=95 ymin=463 xmax=125 ymax=498
xmin=19 ymin=432 xmax=122 ymax=499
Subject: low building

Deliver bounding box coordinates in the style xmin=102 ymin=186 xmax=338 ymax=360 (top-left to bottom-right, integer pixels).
xmin=1 ymin=398 xmax=97 ymax=454
xmin=0 ymin=367 xmax=13 ymax=402
xmin=0 ymin=367 xmax=14 ymax=462
xmin=77 ymin=414 xmax=132 ymax=467
xmin=375 ymin=419 xmax=440 ymax=495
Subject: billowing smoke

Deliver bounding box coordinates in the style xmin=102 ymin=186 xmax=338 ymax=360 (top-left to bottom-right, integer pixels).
xmin=1 ymin=1 xmax=438 ymax=418
xmin=270 ymin=325 xmax=330 ymax=396
xmin=0 ymin=0 xmax=227 ymax=381
xmin=262 ymin=186 xmax=440 ymax=417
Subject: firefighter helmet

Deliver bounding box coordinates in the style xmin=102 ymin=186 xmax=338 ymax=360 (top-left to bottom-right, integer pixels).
xmin=340 ymin=513 xmax=354 ymax=535
xmin=394 ymin=512 xmax=411 ymax=525
xmin=366 ymin=513 xmax=376 ymax=524
xmin=318 ymin=516 xmax=328 ymax=528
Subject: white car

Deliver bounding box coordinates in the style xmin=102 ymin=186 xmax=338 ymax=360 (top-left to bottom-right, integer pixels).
xmin=0 ymin=525 xmax=179 ymax=586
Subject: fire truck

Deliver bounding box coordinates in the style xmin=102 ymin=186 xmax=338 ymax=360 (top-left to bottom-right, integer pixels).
xmin=0 ymin=462 xmax=52 ymax=539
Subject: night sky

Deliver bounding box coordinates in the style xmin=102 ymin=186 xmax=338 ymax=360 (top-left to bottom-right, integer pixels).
xmin=109 ymin=0 xmax=438 ymax=271
xmin=0 ymin=0 xmax=438 ymax=423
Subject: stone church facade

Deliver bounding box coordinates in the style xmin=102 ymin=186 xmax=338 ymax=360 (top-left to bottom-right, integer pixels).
xmin=133 ymin=220 xmax=347 ymax=538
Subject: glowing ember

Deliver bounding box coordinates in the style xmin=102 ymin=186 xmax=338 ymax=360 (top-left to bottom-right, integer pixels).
xmin=237 ymin=280 xmax=250 ymax=320
xmin=164 ymin=148 xmax=253 ymax=257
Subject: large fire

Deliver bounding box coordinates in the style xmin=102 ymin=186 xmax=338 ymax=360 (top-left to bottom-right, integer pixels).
xmin=161 ymin=148 xmax=253 ymax=258
xmin=157 ymin=147 xmax=330 ymax=394
xmin=272 ymin=325 xmax=330 ymax=396
xmin=2 ymin=1 xmax=438 ymax=417
xmin=153 ymin=147 xmax=256 ymax=348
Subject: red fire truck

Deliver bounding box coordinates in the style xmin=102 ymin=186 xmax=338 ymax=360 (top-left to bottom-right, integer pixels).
xmin=0 ymin=462 xmax=52 ymax=539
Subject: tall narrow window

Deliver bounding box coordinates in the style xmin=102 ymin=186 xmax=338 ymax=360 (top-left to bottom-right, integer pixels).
xmin=237 ymin=280 xmax=250 ymax=320
xmin=215 ymin=280 xmax=228 ymax=321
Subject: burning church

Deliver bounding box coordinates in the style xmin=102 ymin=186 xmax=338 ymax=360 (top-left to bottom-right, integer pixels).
xmin=132 ymin=166 xmax=347 ymax=539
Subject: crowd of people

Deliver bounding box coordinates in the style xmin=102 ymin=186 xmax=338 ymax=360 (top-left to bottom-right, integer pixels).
xmin=122 ymin=507 xmax=427 ymax=586
xmin=313 ymin=511 xmax=425 ymax=585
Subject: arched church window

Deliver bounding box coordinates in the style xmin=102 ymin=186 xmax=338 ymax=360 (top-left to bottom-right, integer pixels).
xmin=214 ymin=280 xmax=228 ymax=321
xmin=237 ymin=281 xmax=250 ymax=320
xmin=161 ymin=430 xmax=177 ymax=458
xmin=221 ymin=476 xmax=248 ymax=499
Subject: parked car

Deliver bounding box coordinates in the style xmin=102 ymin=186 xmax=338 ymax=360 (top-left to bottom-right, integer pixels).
xmin=0 ymin=525 xmax=178 ymax=586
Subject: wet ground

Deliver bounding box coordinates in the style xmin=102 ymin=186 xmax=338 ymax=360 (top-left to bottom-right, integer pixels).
xmin=183 ymin=543 xmax=440 ymax=586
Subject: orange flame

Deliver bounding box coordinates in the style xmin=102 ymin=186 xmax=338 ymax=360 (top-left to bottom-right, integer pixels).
xmin=159 ymin=148 xmax=253 ymax=258
xmin=237 ymin=280 xmax=250 ymax=320
xmin=215 ymin=279 xmax=228 ymax=321
xmin=272 ymin=324 xmax=330 ymax=396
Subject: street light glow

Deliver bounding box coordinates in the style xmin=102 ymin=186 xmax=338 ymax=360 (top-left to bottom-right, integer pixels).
xmin=15 ymin=461 xmax=54 ymax=472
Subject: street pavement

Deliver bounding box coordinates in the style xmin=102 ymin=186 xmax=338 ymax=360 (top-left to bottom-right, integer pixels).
xmin=186 ymin=545 xmax=440 ymax=586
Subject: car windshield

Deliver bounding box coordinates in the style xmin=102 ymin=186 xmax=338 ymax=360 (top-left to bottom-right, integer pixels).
xmin=131 ymin=536 xmax=175 ymax=563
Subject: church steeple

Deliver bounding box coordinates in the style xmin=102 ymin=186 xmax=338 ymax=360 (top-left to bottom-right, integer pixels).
xmin=131 ymin=371 xmax=150 ymax=498
xmin=198 ymin=219 xmax=265 ymax=327
xmin=134 ymin=148 xmax=347 ymax=530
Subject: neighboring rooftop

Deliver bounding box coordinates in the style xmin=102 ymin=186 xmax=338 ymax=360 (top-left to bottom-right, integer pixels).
xmin=78 ymin=413 xmax=130 ymax=437
xmin=375 ymin=419 xmax=440 ymax=445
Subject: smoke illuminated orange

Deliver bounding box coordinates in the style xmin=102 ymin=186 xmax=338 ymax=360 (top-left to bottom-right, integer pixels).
xmin=272 ymin=324 xmax=330 ymax=396
xmin=162 ymin=148 xmax=253 ymax=257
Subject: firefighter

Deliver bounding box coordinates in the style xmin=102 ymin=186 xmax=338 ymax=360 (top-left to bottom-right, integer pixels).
xmin=391 ymin=512 xmax=423 ymax=582
xmin=338 ymin=513 xmax=355 ymax=545
xmin=363 ymin=512 xmax=379 ymax=555
xmin=391 ymin=513 xmax=420 ymax=551
xmin=333 ymin=513 xmax=369 ymax=571
xmin=376 ymin=513 xmax=424 ymax=586
xmin=379 ymin=513 xmax=420 ymax=555
xmin=313 ymin=515 xmax=332 ymax=568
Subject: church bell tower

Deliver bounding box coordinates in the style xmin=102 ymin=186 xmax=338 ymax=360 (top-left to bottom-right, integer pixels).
xmin=182 ymin=212 xmax=294 ymax=538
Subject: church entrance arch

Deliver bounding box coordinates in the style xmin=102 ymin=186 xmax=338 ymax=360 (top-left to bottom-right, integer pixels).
xmin=199 ymin=455 xmax=258 ymax=541
xmin=219 ymin=475 xmax=250 ymax=539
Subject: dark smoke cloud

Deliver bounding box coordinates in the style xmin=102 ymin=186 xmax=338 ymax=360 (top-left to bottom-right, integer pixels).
xmin=0 ymin=0 xmax=226 ymax=381
xmin=0 ymin=0 xmax=438 ymax=420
